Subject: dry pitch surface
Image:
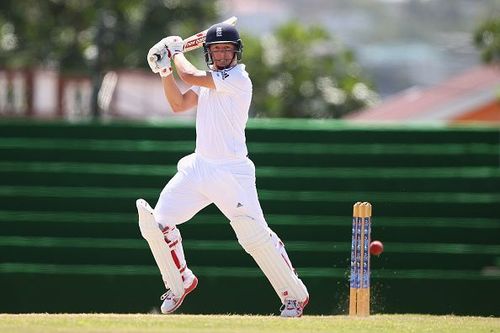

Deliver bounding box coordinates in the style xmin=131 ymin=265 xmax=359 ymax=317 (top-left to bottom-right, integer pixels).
xmin=0 ymin=314 xmax=498 ymax=333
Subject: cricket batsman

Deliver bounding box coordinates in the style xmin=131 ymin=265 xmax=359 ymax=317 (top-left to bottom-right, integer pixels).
xmin=138 ymin=22 xmax=309 ymax=317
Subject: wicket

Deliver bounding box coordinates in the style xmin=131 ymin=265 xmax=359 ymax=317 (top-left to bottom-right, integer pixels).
xmin=349 ymin=201 xmax=372 ymax=316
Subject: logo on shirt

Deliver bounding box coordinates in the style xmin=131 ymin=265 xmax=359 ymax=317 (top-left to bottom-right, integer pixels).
xmin=221 ymin=71 xmax=229 ymax=80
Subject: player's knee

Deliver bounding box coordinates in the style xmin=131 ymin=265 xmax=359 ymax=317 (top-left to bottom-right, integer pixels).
xmin=137 ymin=199 xmax=163 ymax=241
xmin=137 ymin=199 xmax=181 ymax=241
xmin=230 ymin=215 xmax=270 ymax=253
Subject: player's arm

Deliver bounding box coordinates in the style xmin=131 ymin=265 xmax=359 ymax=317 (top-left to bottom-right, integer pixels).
xmin=147 ymin=36 xmax=198 ymax=113
xmin=161 ymin=75 xmax=198 ymax=113
xmin=173 ymin=53 xmax=216 ymax=90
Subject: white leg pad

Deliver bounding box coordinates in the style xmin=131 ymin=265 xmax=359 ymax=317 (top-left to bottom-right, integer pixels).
xmin=136 ymin=198 xmax=184 ymax=297
xmin=230 ymin=215 xmax=309 ymax=303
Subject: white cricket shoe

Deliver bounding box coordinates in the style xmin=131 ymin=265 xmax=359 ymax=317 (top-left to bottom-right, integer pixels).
xmin=160 ymin=274 xmax=198 ymax=314
xmin=280 ymin=298 xmax=309 ymax=318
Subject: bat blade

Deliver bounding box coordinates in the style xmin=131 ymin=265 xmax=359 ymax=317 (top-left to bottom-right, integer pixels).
xmin=183 ymin=16 xmax=238 ymax=53
xmin=149 ymin=16 xmax=238 ymax=63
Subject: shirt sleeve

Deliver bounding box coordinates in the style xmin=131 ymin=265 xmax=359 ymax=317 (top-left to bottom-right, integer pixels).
xmin=212 ymin=67 xmax=251 ymax=95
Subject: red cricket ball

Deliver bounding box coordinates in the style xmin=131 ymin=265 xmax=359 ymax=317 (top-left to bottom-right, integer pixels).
xmin=370 ymin=240 xmax=384 ymax=256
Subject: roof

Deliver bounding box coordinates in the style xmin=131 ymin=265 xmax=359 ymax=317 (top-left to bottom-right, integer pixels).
xmin=346 ymin=64 xmax=500 ymax=123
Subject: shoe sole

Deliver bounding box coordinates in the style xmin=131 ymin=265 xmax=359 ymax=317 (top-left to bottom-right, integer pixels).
xmin=162 ymin=276 xmax=198 ymax=314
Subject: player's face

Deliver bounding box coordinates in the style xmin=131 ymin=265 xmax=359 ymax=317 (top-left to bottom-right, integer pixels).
xmin=209 ymin=43 xmax=237 ymax=69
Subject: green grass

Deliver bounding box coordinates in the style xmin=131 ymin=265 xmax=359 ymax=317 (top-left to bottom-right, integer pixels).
xmin=0 ymin=314 xmax=498 ymax=333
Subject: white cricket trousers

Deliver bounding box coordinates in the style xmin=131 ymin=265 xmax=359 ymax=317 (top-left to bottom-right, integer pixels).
xmin=154 ymin=153 xmax=267 ymax=228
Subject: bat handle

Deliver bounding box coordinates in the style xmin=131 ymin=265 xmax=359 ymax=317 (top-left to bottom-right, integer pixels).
xmin=149 ymin=54 xmax=161 ymax=62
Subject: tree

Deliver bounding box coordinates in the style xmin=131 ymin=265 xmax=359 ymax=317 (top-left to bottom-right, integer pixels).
xmin=1 ymin=3 xmax=378 ymax=119
xmin=0 ymin=0 xmax=218 ymax=117
xmin=0 ymin=0 xmax=218 ymax=72
xmin=242 ymin=21 xmax=379 ymax=118
xmin=474 ymin=17 xmax=500 ymax=64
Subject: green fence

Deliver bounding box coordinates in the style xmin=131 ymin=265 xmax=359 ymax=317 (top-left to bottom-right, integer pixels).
xmin=0 ymin=119 xmax=499 ymax=315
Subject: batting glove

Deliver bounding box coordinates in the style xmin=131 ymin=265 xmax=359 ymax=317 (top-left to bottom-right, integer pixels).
xmin=147 ymin=39 xmax=173 ymax=77
xmin=165 ymin=36 xmax=184 ymax=56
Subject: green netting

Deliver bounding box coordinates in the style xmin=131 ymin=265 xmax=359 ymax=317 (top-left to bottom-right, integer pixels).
xmin=0 ymin=120 xmax=498 ymax=315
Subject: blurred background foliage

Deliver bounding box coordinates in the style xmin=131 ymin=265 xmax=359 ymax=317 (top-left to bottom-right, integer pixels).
xmin=242 ymin=22 xmax=378 ymax=118
xmin=474 ymin=16 xmax=500 ymax=64
xmin=0 ymin=0 xmax=498 ymax=118
xmin=0 ymin=0 xmax=378 ymax=118
xmin=0 ymin=0 xmax=218 ymax=73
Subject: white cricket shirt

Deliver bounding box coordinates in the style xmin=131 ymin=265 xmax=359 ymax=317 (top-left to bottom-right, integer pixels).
xmin=191 ymin=64 xmax=252 ymax=162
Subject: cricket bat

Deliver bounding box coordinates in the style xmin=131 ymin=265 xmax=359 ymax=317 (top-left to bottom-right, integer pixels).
xmin=149 ymin=16 xmax=238 ymax=63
